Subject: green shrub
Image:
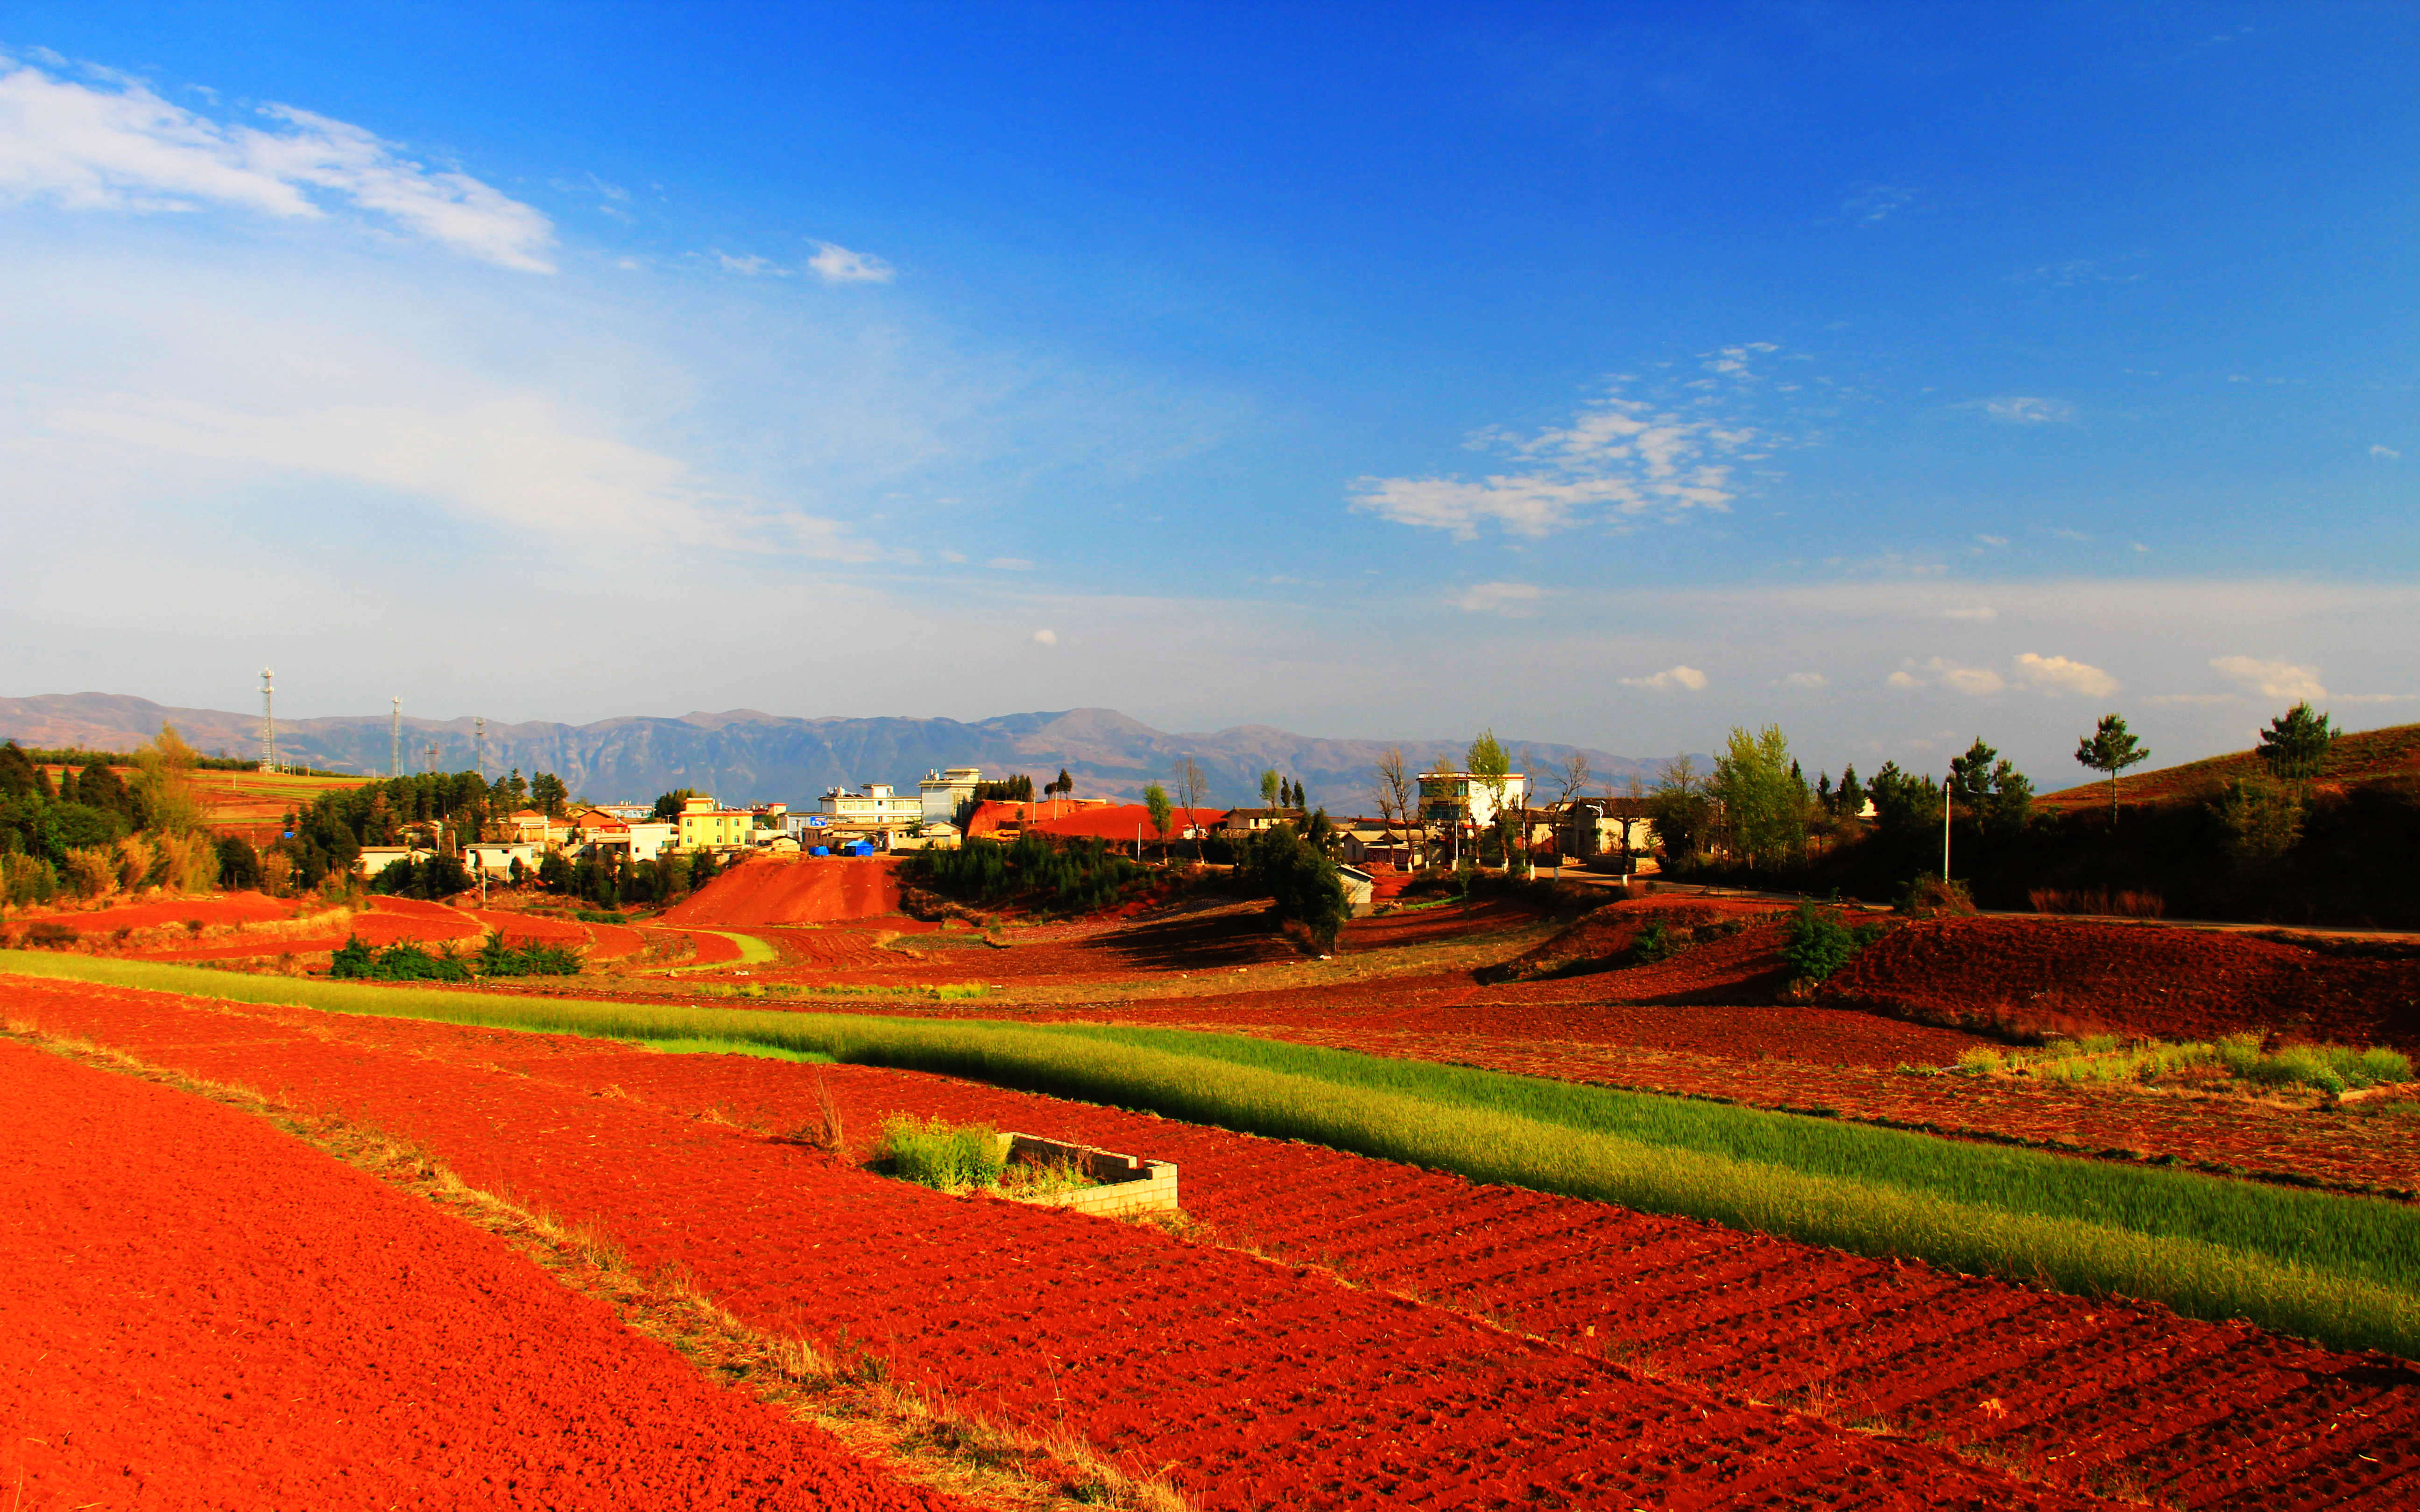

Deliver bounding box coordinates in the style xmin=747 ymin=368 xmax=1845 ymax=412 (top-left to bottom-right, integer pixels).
xmin=1629 ymin=921 xmax=1682 ymax=964
xmin=573 ymin=908 xmax=628 ymax=925
xmin=328 ymin=935 xmax=473 ymax=982
xmin=878 ymin=1116 xmax=1006 ymax=1191
xmin=21 ymin=920 xmax=79 ymax=949
xmin=1779 ymin=902 xmax=1884 ymax=984
xmin=474 ymin=932 xmax=584 ymax=977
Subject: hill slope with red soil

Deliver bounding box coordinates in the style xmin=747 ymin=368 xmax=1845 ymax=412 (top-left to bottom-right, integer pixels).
xmin=1823 ymin=915 xmax=2420 ymax=1048
xmin=2039 ymin=721 xmax=2420 ymax=810
xmin=661 ymin=857 xmax=903 ymax=926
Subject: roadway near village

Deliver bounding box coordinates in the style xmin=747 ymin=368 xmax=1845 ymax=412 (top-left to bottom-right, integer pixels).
xmin=5 ymin=846 xmax=2418 ymax=1511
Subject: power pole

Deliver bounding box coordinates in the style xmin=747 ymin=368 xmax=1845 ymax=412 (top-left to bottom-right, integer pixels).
xmin=258 ymin=668 xmax=277 ymax=774
xmin=391 ymin=697 xmax=402 ymax=778
xmin=1942 ymin=775 xmax=1953 ymax=881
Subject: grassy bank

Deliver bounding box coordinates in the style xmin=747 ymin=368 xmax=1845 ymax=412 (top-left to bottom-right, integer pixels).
xmin=7 ymin=950 xmax=2416 ymax=1359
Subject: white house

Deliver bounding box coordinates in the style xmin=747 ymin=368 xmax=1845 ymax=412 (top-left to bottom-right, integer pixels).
xmin=1416 ymin=769 xmax=1530 ymax=831
xmin=822 ymin=782 xmax=924 ymax=831
xmin=919 ymin=767 xmax=983 ymax=823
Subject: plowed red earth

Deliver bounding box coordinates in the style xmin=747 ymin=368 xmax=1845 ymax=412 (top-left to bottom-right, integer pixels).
xmin=646 ymin=927 xmax=742 ymax=964
xmin=466 ymin=907 xmax=589 ymax=942
xmin=663 ymin=857 xmax=903 ymax=926
xmin=0 ymin=1034 xmax=967 ymax=1512
xmin=1825 ymin=917 xmax=2420 ymax=1049
xmin=12 ymin=891 xmax=293 ymax=931
xmin=584 ymin=922 xmax=645 ymax=960
xmin=18 ymin=979 xmax=2420 ymax=1509
xmin=7 ymin=977 xmax=2124 ymax=1512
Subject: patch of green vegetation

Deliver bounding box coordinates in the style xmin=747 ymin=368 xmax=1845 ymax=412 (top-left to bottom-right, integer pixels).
xmin=329 ymin=935 xmax=473 ymax=982
xmin=653 ymin=929 xmax=777 ymax=972
xmin=878 ymin=1115 xmax=1006 ymax=1191
xmin=8 ymin=949 xmax=2420 ymax=1359
xmin=1778 ymin=901 xmax=1885 ymax=984
xmin=1954 ymin=1033 xmax=2412 ymax=1096
xmin=574 ymin=909 xmax=630 ymax=925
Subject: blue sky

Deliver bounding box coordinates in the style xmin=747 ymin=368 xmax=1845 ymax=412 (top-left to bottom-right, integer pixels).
xmin=2 ymin=2 xmax=2413 ymax=784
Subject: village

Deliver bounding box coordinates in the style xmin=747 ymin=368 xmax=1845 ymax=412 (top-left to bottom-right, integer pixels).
xmin=352 ymin=761 xmax=1663 ymax=914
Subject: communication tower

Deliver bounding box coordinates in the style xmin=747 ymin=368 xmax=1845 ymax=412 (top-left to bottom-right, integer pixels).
xmin=391 ymin=697 xmax=402 ymax=778
xmin=257 ymin=669 xmax=277 ymax=774
xmin=474 ymin=716 xmax=487 ymax=782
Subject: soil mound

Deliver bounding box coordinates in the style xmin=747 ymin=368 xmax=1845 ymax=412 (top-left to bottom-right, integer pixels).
xmin=1479 ymin=898 xmax=1779 ymax=984
xmin=1822 ymin=916 xmax=2420 ymax=1048
xmin=662 ymin=855 xmax=903 ymax=926
xmin=13 ymin=892 xmax=292 ymax=932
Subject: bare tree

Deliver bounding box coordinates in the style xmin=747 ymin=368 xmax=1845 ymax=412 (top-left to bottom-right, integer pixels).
xmin=1174 ymin=757 xmax=1210 ymax=861
xmin=1556 ymin=752 xmax=1593 ymax=803
xmin=1373 ymin=745 xmax=1417 ymax=868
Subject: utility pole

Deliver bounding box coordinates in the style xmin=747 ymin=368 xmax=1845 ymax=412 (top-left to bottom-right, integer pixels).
xmin=1942 ymin=775 xmax=1953 ymax=881
xmin=258 ymin=668 xmax=277 ymax=774
xmin=391 ymin=697 xmax=402 ymax=779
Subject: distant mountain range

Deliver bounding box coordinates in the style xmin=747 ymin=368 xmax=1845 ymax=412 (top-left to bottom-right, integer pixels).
xmin=0 ymin=692 xmax=1685 ymax=815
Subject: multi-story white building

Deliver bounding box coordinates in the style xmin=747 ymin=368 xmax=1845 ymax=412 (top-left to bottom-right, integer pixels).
xmin=919 ymin=767 xmax=983 ymax=823
xmin=1416 ymin=769 xmax=1530 ymax=831
xmin=822 ymin=782 xmax=925 ymax=832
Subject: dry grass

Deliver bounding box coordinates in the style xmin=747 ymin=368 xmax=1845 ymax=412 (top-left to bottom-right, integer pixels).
xmin=0 ymin=1018 xmax=1194 ymax=1512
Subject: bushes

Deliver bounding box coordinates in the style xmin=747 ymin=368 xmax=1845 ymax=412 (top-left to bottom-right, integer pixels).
xmin=20 ymin=920 xmax=79 ymax=949
xmin=878 ymin=1116 xmax=1006 ymax=1191
xmin=1780 ymin=902 xmax=1886 ymax=985
xmin=1236 ymin=821 xmax=1349 ymax=951
xmin=1954 ymin=1032 xmax=2413 ymax=1097
xmin=330 ymin=930 xmax=583 ymax=981
xmin=329 ymin=935 xmax=473 ymax=982
xmin=907 ymin=834 xmax=1143 ymax=914
xmin=0 ymin=853 xmax=57 ymax=907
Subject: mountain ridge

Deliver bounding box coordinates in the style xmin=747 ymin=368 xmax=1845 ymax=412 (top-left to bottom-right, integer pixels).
xmin=0 ymin=691 xmax=1685 ymax=815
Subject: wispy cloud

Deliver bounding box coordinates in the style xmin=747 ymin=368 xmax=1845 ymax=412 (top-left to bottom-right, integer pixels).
xmin=1841 ymin=183 xmax=1917 ymax=224
xmin=1451 ymin=580 xmax=1550 ymax=617
xmin=2211 ymin=655 xmax=2325 ymax=701
xmin=2012 ymin=652 xmax=2119 ymax=698
xmin=1780 ymin=671 xmax=1828 ymax=689
xmin=1620 ymin=664 xmax=1708 ymax=691
xmin=1890 ymin=657 xmax=2004 ymax=695
xmin=1968 ymin=396 xmax=2074 ymax=425
xmin=806 ymin=240 xmax=894 ymax=283
xmin=2374 ymin=444 xmax=2403 ymax=460
xmin=0 ymin=52 xmax=555 ymax=270
xmin=1349 ymin=346 xmax=1780 ymax=540
xmin=1030 ymin=627 xmax=1058 ymax=647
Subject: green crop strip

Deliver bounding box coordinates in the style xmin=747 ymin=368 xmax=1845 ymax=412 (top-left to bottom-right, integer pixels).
xmin=650 ymin=929 xmax=778 ymax=972
xmin=7 ymin=951 xmax=2416 ymax=1359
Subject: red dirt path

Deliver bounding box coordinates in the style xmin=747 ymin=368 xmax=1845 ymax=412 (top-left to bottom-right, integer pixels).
xmin=663 ymin=857 xmax=903 ymax=927
xmin=0 ymin=1035 xmax=967 ymax=1512
xmin=1824 ymin=916 xmax=2420 ymax=1049
xmin=4 ymin=976 xmax=2111 ymax=1512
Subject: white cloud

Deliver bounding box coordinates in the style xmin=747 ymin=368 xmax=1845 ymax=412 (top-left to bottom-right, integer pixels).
xmin=1969 ymin=396 xmax=2075 ymax=425
xmin=1944 ymin=606 xmax=1997 ymax=622
xmin=0 ymin=55 xmax=555 ymax=271
xmin=713 ymin=250 xmax=779 ymax=276
xmin=2374 ymin=444 xmax=2403 ymax=460
xmin=1349 ymin=363 xmax=1776 ymax=540
xmin=1030 ymin=627 xmax=1058 ymax=647
xmin=1452 ymin=580 xmax=1550 ymax=617
xmin=1781 ymin=671 xmax=1829 ymax=689
xmin=1892 ymin=658 xmax=2005 ymax=695
xmin=2211 ymin=655 xmax=2326 ymax=701
xmin=807 ymin=241 xmax=894 ymax=284
xmin=44 ymin=389 xmax=870 ymax=557
xmin=1975 ymin=534 xmax=2009 ymax=548
xmin=1620 ymin=665 xmax=1708 ymax=692
xmin=2012 ymin=652 xmax=2119 ymax=698
xmin=988 ymin=556 xmax=1036 ymax=571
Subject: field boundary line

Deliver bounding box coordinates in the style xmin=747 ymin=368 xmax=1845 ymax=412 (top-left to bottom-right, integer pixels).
xmin=0 ymin=1016 xmax=1194 ymax=1512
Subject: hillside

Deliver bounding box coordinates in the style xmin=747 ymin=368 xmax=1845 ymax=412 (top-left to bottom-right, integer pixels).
xmin=2039 ymin=722 xmax=2420 ymax=809
xmin=0 ymin=692 xmax=1679 ymax=814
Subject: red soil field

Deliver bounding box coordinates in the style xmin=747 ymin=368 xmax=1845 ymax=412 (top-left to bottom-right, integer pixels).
xmin=663 ymin=857 xmax=903 ymax=927
xmin=584 ymin=921 xmax=646 ymax=959
xmin=466 ymin=907 xmax=589 ymax=942
xmin=5 ymin=977 xmax=2117 ymax=1512
xmin=1825 ymin=916 xmax=2420 ymax=1049
xmin=10 ymin=890 xmax=293 ymax=932
xmin=643 ymin=927 xmax=743 ymax=965
xmin=0 ymin=1034 xmax=967 ymax=1512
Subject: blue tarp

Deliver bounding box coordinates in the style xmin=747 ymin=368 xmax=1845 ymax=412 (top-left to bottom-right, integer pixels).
xmin=808 ymin=845 xmax=831 ymax=856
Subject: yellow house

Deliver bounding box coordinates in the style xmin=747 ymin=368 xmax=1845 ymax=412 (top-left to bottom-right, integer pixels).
xmin=675 ymin=796 xmax=756 ymax=851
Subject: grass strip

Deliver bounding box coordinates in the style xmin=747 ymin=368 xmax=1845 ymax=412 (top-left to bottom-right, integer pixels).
xmin=8 ymin=950 xmax=2417 ymax=1359
xmin=652 ymin=929 xmax=778 ymax=972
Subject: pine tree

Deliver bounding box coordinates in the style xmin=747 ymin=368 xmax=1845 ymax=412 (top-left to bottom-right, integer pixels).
xmin=2074 ymin=714 xmax=2150 ymax=820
